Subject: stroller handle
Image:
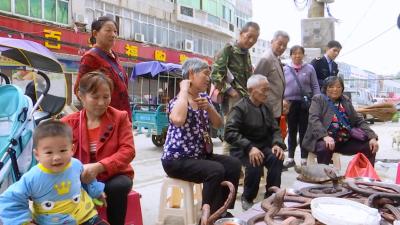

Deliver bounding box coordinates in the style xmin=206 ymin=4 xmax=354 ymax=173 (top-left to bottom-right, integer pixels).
xmin=35 ymin=70 xmax=51 ymax=96
xmin=0 ymin=72 xmax=10 ymax=84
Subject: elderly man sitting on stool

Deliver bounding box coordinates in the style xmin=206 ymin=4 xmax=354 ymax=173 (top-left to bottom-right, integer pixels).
xmin=224 ymin=74 xmax=286 ymax=211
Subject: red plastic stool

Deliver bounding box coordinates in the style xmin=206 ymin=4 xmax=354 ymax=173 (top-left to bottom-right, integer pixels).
xmin=98 ymin=190 xmax=143 ymax=225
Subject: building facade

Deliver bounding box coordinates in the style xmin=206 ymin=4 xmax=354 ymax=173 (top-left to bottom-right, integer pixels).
xmin=0 ymin=0 xmax=255 ymax=105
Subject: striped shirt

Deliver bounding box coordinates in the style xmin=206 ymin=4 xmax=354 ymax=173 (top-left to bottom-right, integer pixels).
xmin=87 ymin=126 xmax=100 ymax=162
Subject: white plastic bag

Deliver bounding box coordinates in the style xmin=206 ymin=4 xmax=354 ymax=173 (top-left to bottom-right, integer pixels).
xmin=311 ymin=197 xmax=381 ymax=225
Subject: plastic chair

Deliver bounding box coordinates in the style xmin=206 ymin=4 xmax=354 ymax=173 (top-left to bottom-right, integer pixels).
xmin=97 ymin=190 xmax=143 ymax=225
xmin=156 ymin=177 xmax=202 ymax=225
xmin=307 ymin=152 xmax=341 ymax=170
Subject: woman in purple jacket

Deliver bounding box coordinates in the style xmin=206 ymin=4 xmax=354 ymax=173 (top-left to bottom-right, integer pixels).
xmin=283 ymin=45 xmax=320 ymax=168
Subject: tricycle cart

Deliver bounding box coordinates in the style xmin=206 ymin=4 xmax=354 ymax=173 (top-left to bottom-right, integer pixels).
xmin=130 ymin=61 xmax=182 ymax=147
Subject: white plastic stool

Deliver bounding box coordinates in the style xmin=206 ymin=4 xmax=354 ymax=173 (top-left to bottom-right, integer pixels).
xmin=156 ymin=177 xmax=202 ymax=225
xmin=307 ymin=152 xmax=341 ymax=169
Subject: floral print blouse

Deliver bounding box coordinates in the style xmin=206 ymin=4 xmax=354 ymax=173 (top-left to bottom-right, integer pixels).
xmin=162 ymin=93 xmax=211 ymax=161
xmin=327 ymin=102 xmax=350 ymax=142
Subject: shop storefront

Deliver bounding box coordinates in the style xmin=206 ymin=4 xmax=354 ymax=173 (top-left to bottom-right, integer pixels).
xmin=0 ymin=14 xmax=211 ymax=105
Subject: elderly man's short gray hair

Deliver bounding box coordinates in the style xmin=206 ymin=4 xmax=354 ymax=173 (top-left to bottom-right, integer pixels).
xmin=272 ymin=30 xmax=290 ymax=41
xmin=247 ymin=74 xmax=268 ymax=89
xmin=182 ymin=58 xmax=209 ymax=79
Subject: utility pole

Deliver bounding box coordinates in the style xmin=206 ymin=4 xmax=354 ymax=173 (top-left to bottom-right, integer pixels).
xmin=301 ymin=0 xmax=335 ymax=60
xmin=308 ymin=0 xmax=324 ymax=18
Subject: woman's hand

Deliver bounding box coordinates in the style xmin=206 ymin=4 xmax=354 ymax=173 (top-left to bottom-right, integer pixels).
xmin=179 ymin=80 xmax=191 ymax=93
xmin=369 ymin=138 xmax=379 ymax=154
xmin=194 ymin=97 xmax=211 ymax=111
xmin=323 ymin=136 xmax=335 ymax=151
xmin=81 ymin=163 xmax=105 ymax=184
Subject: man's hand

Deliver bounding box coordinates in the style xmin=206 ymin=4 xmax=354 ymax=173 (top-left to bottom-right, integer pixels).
xmin=227 ymin=88 xmax=239 ymax=98
xmin=323 ymin=136 xmax=335 ymax=151
xmin=282 ymin=100 xmax=290 ymax=115
xmin=249 ymin=147 xmax=264 ymax=167
xmin=369 ymin=138 xmax=379 ymax=154
xmin=81 ymin=163 xmax=105 ymax=184
xmin=272 ymin=145 xmax=285 ymax=160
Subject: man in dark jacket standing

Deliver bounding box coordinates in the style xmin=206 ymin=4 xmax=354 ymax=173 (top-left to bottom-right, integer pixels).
xmin=311 ymin=40 xmax=342 ymax=88
xmin=225 ymin=74 xmax=286 ymax=210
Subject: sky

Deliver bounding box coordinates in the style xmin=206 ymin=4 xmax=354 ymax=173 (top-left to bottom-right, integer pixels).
xmin=252 ymin=0 xmax=400 ymax=75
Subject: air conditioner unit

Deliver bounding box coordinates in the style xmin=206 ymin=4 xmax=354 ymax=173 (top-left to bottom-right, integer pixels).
xmin=183 ymin=39 xmax=194 ymax=52
xmin=180 ymin=5 xmax=194 ymax=17
xmin=134 ymin=33 xmax=144 ymax=42
xmin=74 ymin=13 xmax=87 ymax=25
xmin=229 ymin=23 xmax=234 ymax=32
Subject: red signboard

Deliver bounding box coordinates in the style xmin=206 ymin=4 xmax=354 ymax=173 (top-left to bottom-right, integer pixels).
xmin=0 ymin=15 xmax=212 ymax=65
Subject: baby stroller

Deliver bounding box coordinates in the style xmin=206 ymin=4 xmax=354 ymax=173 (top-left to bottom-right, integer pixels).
xmin=0 ymin=37 xmax=62 ymax=193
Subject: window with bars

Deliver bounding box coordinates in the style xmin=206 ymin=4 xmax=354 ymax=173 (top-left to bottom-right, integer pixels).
xmin=0 ymin=0 xmax=69 ymax=24
xmin=0 ymin=0 xmax=11 ymax=11
xmin=82 ymin=0 xmax=229 ymax=57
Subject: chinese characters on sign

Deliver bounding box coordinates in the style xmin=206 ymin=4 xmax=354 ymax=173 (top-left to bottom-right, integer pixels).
xmin=154 ymin=50 xmax=166 ymax=62
xmin=43 ymin=29 xmax=61 ymax=49
xmin=125 ymin=44 xmax=138 ymax=57
xmin=179 ymin=54 xmax=188 ymax=64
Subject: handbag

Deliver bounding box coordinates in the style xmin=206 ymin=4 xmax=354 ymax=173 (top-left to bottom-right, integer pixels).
xmin=288 ymin=67 xmax=312 ymax=109
xmin=209 ymin=44 xmax=236 ymax=104
xmin=200 ymin=110 xmax=213 ymax=155
xmin=209 ymin=84 xmax=223 ymax=104
xmin=349 ymin=127 xmax=368 ymax=141
xmin=323 ymin=95 xmax=368 ymax=141
xmin=91 ymin=48 xmax=127 ymax=83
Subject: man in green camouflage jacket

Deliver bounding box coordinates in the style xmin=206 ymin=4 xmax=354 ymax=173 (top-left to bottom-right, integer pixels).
xmin=211 ymin=22 xmax=260 ymax=113
xmin=211 ymin=21 xmax=260 ymax=155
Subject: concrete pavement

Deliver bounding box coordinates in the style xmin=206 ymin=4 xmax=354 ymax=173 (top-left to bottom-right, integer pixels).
xmin=132 ymin=121 xmax=400 ymax=225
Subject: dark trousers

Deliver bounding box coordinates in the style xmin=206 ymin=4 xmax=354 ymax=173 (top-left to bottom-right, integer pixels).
xmin=315 ymin=139 xmax=376 ymax=165
xmin=162 ymin=154 xmax=241 ymax=213
xmin=241 ymin=148 xmax=283 ymax=202
xmin=104 ymin=175 xmax=133 ymax=225
xmin=287 ymin=100 xmax=309 ymax=159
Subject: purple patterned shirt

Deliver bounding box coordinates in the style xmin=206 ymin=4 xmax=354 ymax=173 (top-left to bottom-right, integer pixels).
xmin=162 ymin=94 xmax=211 ymax=161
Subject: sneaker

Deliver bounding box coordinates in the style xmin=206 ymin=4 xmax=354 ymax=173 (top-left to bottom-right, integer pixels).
xmin=301 ymin=159 xmax=307 ymax=166
xmin=241 ymin=196 xmax=254 ymax=211
xmin=283 ymin=160 xmax=296 ymax=169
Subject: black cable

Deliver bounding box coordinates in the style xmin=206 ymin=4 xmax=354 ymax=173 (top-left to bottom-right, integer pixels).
xmin=340 ymin=24 xmax=396 ymax=57
xmin=342 ymin=0 xmax=376 ymax=45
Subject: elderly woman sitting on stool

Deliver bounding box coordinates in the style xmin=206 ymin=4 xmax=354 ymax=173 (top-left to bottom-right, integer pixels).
xmin=302 ymin=76 xmax=379 ymax=165
xmin=161 ymin=58 xmax=241 ymax=218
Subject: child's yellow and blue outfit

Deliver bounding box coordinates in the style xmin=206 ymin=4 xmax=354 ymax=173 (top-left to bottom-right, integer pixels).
xmin=0 ymin=158 xmax=105 ymax=225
